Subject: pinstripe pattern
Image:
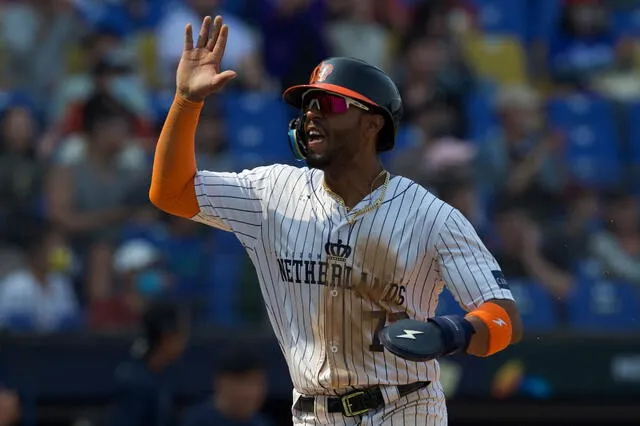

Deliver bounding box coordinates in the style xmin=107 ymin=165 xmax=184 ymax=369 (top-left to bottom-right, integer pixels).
xmin=192 ymin=164 xmax=513 ymax=423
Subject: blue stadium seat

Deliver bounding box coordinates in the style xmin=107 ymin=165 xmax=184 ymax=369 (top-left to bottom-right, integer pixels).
xmin=467 ymin=0 xmax=528 ymax=40
xmin=627 ymin=101 xmax=640 ymax=192
xmin=508 ymin=278 xmax=558 ymax=331
xmin=394 ymin=125 xmax=421 ymax=151
xmin=149 ymin=90 xmax=175 ymax=124
xmin=205 ymin=229 xmax=246 ymax=325
xmin=568 ymin=277 xmax=640 ymax=331
xmin=222 ymin=91 xmax=294 ymax=168
xmin=572 ymin=258 xmax=606 ymax=281
xmin=527 ymin=0 xmax=563 ymax=42
xmin=627 ymin=102 xmax=640 ymax=164
xmin=58 ymin=312 xmax=85 ymax=331
xmin=465 ymin=83 xmax=499 ymax=143
xmin=380 ymin=124 xmax=421 ymax=166
xmin=2 ymin=314 xmax=36 ymax=332
xmin=547 ymin=94 xmax=622 ymax=187
xmin=612 ymin=8 xmax=640 ymax=37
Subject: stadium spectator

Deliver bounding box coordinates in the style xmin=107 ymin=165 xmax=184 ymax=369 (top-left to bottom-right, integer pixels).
xmin=46 ymin=92 xmax=150 ymax=304
xmin=108 ymin=301 xmax=188 ymax=426
xmin=48 ymin=23 xmax=150 ymax=125
xmin=434 ymin=173 xmax=487 ymax=236
xmin=0 ymin=104 xmax=45 ymax=236
xmin=541 ymin=185 xmax=600 ymax=276
xmin=325 ymin=0 xmax=393 ymax=71
xmin=548 ymin=0 xmax=618 ymax=89
xmin=255 ymin=0 xmax=329 ymax=90
xmin=61 ymin=53 xmax=153 ymax=136
xmin=0 ymin=358 xmax=21 ymax=426
xmin=590 ymin=189 xmax=640 ymax=286
xmin=590 ymin=35 xmax=640 ymax=102
xmin=158 ymin=217 xmax=211 ymax=303
xmin=181 ymin=339 xmax=270 ymax=426
xmin=0 ymin=0 xmax=78 ymax=104
xmin=399 ymin=37 xmax=461 ymax=127
xmin=195 ymin=99 xmax=235 ymax=172
xmin=476 ymin=84 xmax=565 ymax=222
xmin=489 ymin=199 xmax=574 ymax=301
xmin=156 ymin=0 xmax=259 ymax=88
xmin=89 ymin=239 xmax=168 ymax=331
xmin=0 ymin=388 xmax=20 ymax=426
xmin=0 ymin=221 xmax=80 ymax=332
xmin=391 ymin=132 xmax=476 ymax=191
xmin=53 ymin=50 xmax=153 ymax=164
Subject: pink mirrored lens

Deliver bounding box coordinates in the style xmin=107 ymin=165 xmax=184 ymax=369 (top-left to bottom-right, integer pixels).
xmin=319 ymin=94 xmax=348 ymax=114
xmin=304 ymin=93 xmax=349 ymax=114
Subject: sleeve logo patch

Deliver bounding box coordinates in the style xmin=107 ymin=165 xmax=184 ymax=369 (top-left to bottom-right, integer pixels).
xmin=492 ymin=270 xmax=510 ymax=290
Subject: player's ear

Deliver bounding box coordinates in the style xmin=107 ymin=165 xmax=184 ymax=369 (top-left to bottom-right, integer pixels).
xmin=363 ymin=113 xmax=385 ymax=141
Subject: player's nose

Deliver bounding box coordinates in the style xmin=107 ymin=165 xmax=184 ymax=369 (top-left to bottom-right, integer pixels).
xmin=305 ymin=107 xmax=323 ymax=120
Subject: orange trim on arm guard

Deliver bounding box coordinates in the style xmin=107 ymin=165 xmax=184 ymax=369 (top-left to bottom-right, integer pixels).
xmin=466 ymin=302 xmax=512 ymax=356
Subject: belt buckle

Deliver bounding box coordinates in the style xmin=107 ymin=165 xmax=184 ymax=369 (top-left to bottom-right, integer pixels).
xmin=341 ymin=391 xmax=369 ymax=417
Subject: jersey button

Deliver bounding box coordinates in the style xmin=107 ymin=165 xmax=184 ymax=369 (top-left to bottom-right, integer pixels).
xmin=331 ymin=345 xmax=338 ymax=353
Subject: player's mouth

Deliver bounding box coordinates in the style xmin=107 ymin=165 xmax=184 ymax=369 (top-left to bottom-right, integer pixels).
xmin=306 ymin=124 xmax=327 ymax=149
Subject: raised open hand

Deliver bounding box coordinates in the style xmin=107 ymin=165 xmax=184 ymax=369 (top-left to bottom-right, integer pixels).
xmin=176 ymin=15 xmax=237 ymax=102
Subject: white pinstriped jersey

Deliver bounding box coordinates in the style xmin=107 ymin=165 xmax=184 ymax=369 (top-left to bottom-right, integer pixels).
xmin=192 ymin=164 xmax=513 ymax=396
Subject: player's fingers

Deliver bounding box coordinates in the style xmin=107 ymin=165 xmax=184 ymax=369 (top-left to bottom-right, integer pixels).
xmin=184 ymin=23 xmax=193 ymax=51
xmin=206 ymin=15 xmax=222 ymax=52
xmin=196 ymin=16 xmax=212 ymax=48
xmin=212 ymin=24 xmax=229 ymax=65
xmin=213 ymin=70 xmax=237 ymax=89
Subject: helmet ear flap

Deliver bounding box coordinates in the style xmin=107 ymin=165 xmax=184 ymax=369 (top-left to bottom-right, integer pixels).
xmin=288 ymin=116 xmax=308 ymax=160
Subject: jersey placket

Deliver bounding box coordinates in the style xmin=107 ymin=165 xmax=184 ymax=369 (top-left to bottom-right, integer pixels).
xmin=324 ymin=268 xmax=344 ymax=389
xmin=312 ymin=191 xmax=341 ymax=390
xmin=325 ymin=219 xmax=356 ymax=390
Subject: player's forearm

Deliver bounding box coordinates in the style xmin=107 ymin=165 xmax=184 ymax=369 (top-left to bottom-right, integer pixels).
xmin=464 ymin=315 xmax=490 ymax=356
xmin=149 ymin=94 xmax=202 ymax=218
xmin=380 ymin=299 xmax=523 ymax=362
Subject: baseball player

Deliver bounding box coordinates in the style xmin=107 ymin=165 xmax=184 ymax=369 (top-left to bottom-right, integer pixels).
xmin=150 ymin=16 xmax=523 ymax=426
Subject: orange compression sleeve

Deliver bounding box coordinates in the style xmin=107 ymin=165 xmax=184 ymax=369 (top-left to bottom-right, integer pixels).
xmin=149 ymin=95 xmax=203 ymax=218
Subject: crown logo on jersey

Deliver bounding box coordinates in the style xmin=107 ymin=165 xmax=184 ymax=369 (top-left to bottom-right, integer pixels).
xmin=325 ymin=239 xmax=352 ymax=262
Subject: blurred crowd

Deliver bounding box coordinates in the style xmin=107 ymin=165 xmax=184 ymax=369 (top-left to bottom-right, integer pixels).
xmin=0 ymin=0 xmax=639 ymax=339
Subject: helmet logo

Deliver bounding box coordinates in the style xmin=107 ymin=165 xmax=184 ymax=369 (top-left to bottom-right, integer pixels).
xmin=310 ymin=62 xmax=334 ymax=83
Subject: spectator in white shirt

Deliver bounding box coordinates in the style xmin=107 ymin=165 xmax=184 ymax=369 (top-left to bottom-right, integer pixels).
xmin=155 ymin=0 xmax=259 ymax=88
xmin=0 ymin=223 xmax=79 ymax=332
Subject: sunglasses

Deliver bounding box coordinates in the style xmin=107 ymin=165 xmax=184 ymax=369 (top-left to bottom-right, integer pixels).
xmin=302 ymin=90 xmax=370 ymax=114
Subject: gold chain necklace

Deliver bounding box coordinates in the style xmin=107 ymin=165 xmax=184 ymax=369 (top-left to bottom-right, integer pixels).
xmin=322 ymin=170 xmax=390 ymax=224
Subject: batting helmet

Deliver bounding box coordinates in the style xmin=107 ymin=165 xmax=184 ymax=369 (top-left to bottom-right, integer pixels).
xmin=282 ymin=57 xmax=403 ymax=160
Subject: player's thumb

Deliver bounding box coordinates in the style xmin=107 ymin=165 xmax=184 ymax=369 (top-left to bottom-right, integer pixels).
xmin=213 ymin=70 xmax=238 ymax=90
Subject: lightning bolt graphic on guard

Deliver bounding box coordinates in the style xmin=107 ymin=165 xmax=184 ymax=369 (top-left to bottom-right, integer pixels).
xmin=397 ymin=330 xmax=424 ymax=340
xmin=493 ymin=318 xmax=507 ymax=327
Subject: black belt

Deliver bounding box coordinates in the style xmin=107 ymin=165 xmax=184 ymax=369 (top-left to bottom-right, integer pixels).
xmin=294 ymin=381 xmax=430 ymax=417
